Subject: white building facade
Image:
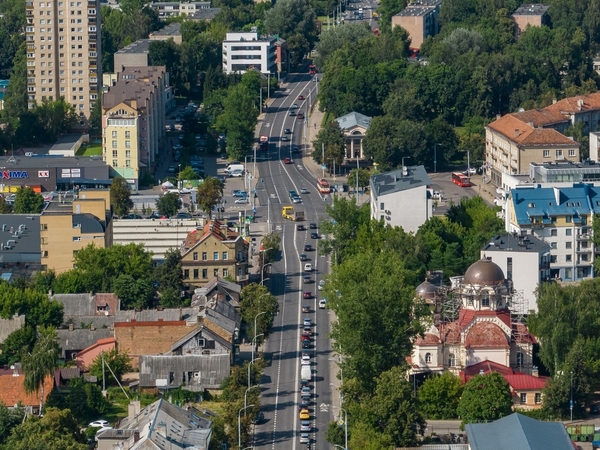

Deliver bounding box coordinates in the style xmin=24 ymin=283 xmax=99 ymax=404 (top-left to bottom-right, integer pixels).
xmin=369 ymin=166 xmax=432 ymax=234
xmin=222 ymin=32 xmax=275 ymax=74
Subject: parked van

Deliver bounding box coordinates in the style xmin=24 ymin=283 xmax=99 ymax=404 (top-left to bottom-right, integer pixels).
xmin=224 ymin=164 xmax=244 ymax=173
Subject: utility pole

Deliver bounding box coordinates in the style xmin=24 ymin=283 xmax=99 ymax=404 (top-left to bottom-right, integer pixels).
xmin=322 ymin=143 xmax=325 ymax=178
xmin=102 ymin=350 xmax=106 ymax=397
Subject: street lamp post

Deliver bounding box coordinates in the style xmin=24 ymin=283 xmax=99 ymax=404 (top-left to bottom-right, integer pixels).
xmin=251 ymin=333 xmax=264 ymax=363
xmin=238 ymin=404 xmax=255 ymax=449
xmin=244 ymin=384 xmax=259 ymax=414
xmin=261 ymin=262 xmax=272 ymax=285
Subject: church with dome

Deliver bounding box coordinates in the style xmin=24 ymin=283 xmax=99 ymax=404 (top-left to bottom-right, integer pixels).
xmin=410 ymin=258 xmax=537 ymax=377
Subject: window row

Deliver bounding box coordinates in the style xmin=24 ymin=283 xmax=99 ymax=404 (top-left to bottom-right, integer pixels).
xmin=192 ymin=251 xmax=229 ymax=261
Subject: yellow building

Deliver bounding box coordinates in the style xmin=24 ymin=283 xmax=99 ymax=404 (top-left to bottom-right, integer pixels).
xmin=180 ymin=220 xmax=249 ymax=288
xmin=40 ymin=189 xmax=112 ymax=273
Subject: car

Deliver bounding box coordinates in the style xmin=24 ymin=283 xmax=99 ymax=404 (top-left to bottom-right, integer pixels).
xmin=464 ymin=167 xmax=477 ymax=175
xmin=302 ymin=354 xmax=311 ymax=364
xmin=318 ymin=280 xmax=325 ymax=291
xmin=289 ymin=110 xmax=296 ymax=116
xmin=302 ymin=340 xmax=310 ymax=349
xmin=284 ymin=128 xmax=292 ymax=134
xmin=303 ymin=291 xmax=313 ymax=299
xmin=299 ymin=400 xmax=309 ymax=411
xmin=123 ymin=213 xmax=143 ymax=219
xmin=303 ymin=318 xmax=312 ymax=327
xmin=298 ymin=95 xmax=305 ymax=100
xmin=301 ymin=394 xmax=311 ymax=403
xmin=292 ymin=146 xmax=300 ymax=153
xmin=292 ymin=196 xmax=302 ymax=204
xmin=235 ymin=198 xmax=249 ymax=204
xmin=173 ymin=144 xmax=183 ymax=150
xmin=300 ymin=253 xmax=307 ymax=261
xmin=301 ymin=386 xmax=311 ymax=395
xmin=301 ymin=187 xmax=308 ymax=194
xmin=303 ymin=275 xmax=312 ymax=283
xmin=297 ymin=224 xmax=305 ymax=231
xmin=319 ymin=298 xmax=327 ymax=309
xmin=176 ymin=212 xmax=191 ymax=219
xmin=311 ymin=232 xmax=319 ymax=239
xmin=592 ymin=404 xmax=600 ymax=414
xmin=309 ymin=222 xmax=318 ymax=229
xmin=299 ymin=409 xmax=310 ymax=420
xmin=232 ymin=190 xmax=247 ymax=198
xmin=281 ymin=136 xmax=289 ymax=141
xmin=229 ymin=171 xmax=244 ymax=177
xmin=301 ymin=420 xmax=311 ymax=431
xmin=302 ymin=305 xmax=310 ymax=313
xmin=291 ymin=103 xmax=299 ymax=109
xmin=284 ymin=157 xmax=292 ymax=164
xmin=149 ymin=211 xmax=163 ymax=219
xmin=301 ymin=333 xmax=310 ymax=341
xmin=300 ymin=433 xmax=310 ymax=444
xmin=252 ymin=412 xmax=264 ymax=424
xmin=304 ymin=244 xmax=312 ymax=252
xmin=220 ymin=153 xmax=228 ymax=160
xmin=89 ymin=420 xmax=110 ymax=428
xmin=289 ymin=190 xmax=298 ymax=197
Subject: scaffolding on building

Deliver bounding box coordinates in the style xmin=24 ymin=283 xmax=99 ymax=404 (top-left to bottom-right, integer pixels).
xmin=508 ymin=289 xmax=529 ymax=371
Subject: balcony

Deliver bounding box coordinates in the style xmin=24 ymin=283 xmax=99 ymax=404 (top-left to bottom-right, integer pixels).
xmin=26 ymin=1 xmax=33 ymax=8
xmin=576 ymin=233 xmax=591 ymax=241
xmin=576 ymin=246 xmax=591 ymax=253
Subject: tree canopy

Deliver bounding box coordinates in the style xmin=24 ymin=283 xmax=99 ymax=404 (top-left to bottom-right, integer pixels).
xmin=13 ymin=188 xmax=43 ymax=214
xmin=418 ymin=372 xmax=463 ymax=419
xmin=196 ymin=177 xmax=224 ymax=215
xmin=457 ymin=372 xmax=513 ymax=426
xmin=110 ymin=177 xmax=133 ymax=217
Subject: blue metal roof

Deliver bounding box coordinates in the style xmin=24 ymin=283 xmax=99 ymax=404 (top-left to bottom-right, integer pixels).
xmin=466 ymin=413 xmax=573 ymax=450
xmin=511 ymin=183 xmax=600 ymax=225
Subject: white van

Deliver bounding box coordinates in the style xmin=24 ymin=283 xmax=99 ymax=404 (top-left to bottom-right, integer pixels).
xmin=224 ymin=164 xmax=244 ymax=174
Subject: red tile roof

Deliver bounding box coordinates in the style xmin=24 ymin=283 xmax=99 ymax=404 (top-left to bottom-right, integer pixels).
xmin=415 ymin=333 xmax=440 ymax=345
xmin=512 ymin=109 xmax=570 ymax=127
xmin=545 ymin=92 xmax=600 ymax=114
xmin=460 ymin=360 xmax=548 ymax=391
xmin=182 ymin=220 xmax=240 ymax=254
xmin=487 ymin=114 xmax=578 ymax=146
xmin=465 ymin=322 xmax=510 ymax=348
xmin=76 ymin=337 xmax=116 ymax=357
xmin=0 ymin=374 xmax=54 ymax=408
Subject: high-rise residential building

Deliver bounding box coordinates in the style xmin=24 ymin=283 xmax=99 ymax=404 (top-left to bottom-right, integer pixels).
xmin=26 ymin=0 xmax=101 ymax=125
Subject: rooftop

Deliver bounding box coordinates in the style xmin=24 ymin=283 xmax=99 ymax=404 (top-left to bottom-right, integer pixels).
xmin=370 ymin=165 xmax=431 ymax=198
xmin=545 ymin=92 xmax=600 ymax=115
xmin=335 ymin=111 xmax=372 ymax=131
xmin=0 ymin=374 xmax=54 ymax=408
xmin=487 ymin=114 xmax=579 ymax=146
xmin=0 ymin=154 xmax=107 ymax=169
xmin=512 ymin=3 xmax=551 ymax=16
xmin=115 ymin=39 xmax=151 ymax=55
xmin=189 ymin=7 xmax=220 ymax=20
xmin=466 ymin=413 xmax=572 ymax=450
xmin=482 ymin=234 xmax=550 ymax=254
xmin=397 ymin=6 xmax=435 ymax=16
xmin=149 ymin=22 xmax=181 ymax=37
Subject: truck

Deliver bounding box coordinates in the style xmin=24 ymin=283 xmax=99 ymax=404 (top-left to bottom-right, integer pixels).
xmin=259 ymin=135 xmax=269 ymax=151
xmin=301 ymin=365 xmax=311 ymax=381
xmin=282 ymin=206 xmax=305 ymax=221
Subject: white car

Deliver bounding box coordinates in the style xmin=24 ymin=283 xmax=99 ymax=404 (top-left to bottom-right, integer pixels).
xmin=318 ymin=280 xmax=325 ymax=291
xmin=235 ymin=198 xmax=249 ymax=204
xmin=304 ymin=263 xmax=312 ymax=272
xmin=89 ymin=420 xmax=110 ymax=428
xmin=319 ymin=298 xmax=326 ymax=309
xmin=303 ymin=318 xmax=312 ymax=327
xmin=230 ymin=171 xmax=244 ymax=177
xmin=464 ymin=167 xmax=477 ymax=175
xmin=301 ymin=354 xmax=311 ymax=365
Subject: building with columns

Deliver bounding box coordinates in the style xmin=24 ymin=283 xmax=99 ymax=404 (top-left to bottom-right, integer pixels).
xmin=335 ymin=111 xmax=372 ymax=163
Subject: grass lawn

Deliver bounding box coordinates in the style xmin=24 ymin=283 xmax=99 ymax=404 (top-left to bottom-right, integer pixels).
xmin=77 ymin=144 xmax=102 ymax=156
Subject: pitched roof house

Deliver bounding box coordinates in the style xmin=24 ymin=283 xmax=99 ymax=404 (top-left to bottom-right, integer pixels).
xmin=0 ymin=370 xmax=54 ymax=414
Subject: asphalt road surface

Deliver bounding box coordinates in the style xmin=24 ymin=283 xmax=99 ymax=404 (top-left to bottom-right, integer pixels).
xmin=252 ymin=74 xmax=335 ymax=450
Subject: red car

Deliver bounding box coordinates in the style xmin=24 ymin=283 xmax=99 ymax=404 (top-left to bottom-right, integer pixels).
xmin=284 ymin=157 xmax=292 ymax=164
xmin=301 ymin=333 xmax=311 ymax=341
xmin=303 ymin=291 xmax=313 ymax=299
xmin=298 ymin=95 xmax=305 ymax=100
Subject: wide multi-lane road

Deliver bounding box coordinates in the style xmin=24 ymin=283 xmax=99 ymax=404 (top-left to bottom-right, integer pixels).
xmin=253 ymin=74 xmax=335 ymax=450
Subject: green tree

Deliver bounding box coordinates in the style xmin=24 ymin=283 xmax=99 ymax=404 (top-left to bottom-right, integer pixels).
xmin=314 ymin=23 xmax=373 ymax=69
xmin=89 ymin=348 xmax=133 ymax=387
xmin=0 ymin=402 xmax=25 ymax=445
xmin=2 ymin=407 xmax=86 ymax=450
xmin=1 ymin=42 xmax=27 ymax=126
xmin=216 ymin=83 xmax=258 ymax=161
xmin=376 ymin=0 xmax=407 ymax=33
xmin=45 ymin=378 xmax=109 ymax=424
xmin=311 ymin=120 xmax=346 ymax=170
xmin=263 ymin=0 xmax=317 ymax=45
xmin=418 ymin=372 xmax=464 ymax=419
xmin=112 ymin=274 xmax=154 ymax=310
xmin=12 ymin=188 xmax=43 ymax=214
xmin=240 ymin=283 xmax=279 ymax=345
xmin=0 ymin=326 xmax=36 ymax=366
xmin=457 ymin=372 xmax=512 ymax=426
xmin=21 ymin=327 xmax=60 ymax=412
xmin=33 ymin=99 xmax=78 ymax=141
xmin=154 ymin=248 xmax=184 ymax=307
xmin=110 ymin=177 xmax=133 ymax=217
xmin=178 ymin=165 xmax=198 ymax=181
xmin=88 ymin=97 xmax=102 ymax=140
xmin=156 ymin=192 xmax=180 ymax=217
xmin=196 ymin=176 xmax=224 ymax=215
xmin=259 ymin=231 xmax=281 ymax=265
xmin=0 ymin=197 xmax=12 ymax=214
xmin=347 ymin=168 xmax=371 ymax=191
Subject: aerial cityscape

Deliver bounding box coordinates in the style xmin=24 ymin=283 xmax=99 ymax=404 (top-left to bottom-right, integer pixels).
xmin=0 ymin=0 xmax=599 ymax=449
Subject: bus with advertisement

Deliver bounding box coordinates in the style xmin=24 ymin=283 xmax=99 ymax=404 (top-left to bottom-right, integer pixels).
xmin=316 ymin=178 xmax=330 ymax=194
xmin=451 ymin=172 xmax=471 ymax=187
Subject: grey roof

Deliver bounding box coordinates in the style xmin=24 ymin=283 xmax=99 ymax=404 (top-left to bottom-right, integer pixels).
xmin=0 ymin=155 xmax=107 ymax=170
xmin=335 ymin=111 xmax=372 ymax=131
xmin=189 ymin=7 xmax=221 ymax=20
xmin=0 ymin=215 xmax=41 ymax=257
xmin=512 ymin=3 xmax=550 ymax=16
xmin=0 ymin=315 xmax=25 ymax=344
xmin=204 ymin=303 xmax=239 ymax=335
xmin=150 ymin=22 xmax=181 ymax=36
xmin=115 ymin=307 xmax=200 ymax=323
xmin=193 ymin=277 xmax=241 ymax=308
xmin=63 ymin=315 xmax=115 ymax=330
xmin=73 ymin=213 xmax=105 ymax=233
xmin=59 ymin=367 xmax=82 ymax=380
xmin=139 ymin=354 xmax=230 ymax=389
xmin=482 ymin=234 xmax=550 ymax=254
xmin=370 ymin=166 xmax=432 ymax=199
xmin=170 ymin=327 xmax=203 ymax=351
xmin=57 ymin=327 xmax=114 ymax=355
xmin=105 ymin=399 xmax=212 ymax=449
xmin=49 ymin=134 xmax=87 ymax=152
xmin=465 ymin=413 xmax=573 ymax=450
xmin=116 ymin=39 xmax=151 ymax=55
xmin=52 ymin=293 xmax=95 ymax=316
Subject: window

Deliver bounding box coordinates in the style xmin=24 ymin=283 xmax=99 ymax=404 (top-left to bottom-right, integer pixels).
xmin=481 ymin=296 xmax=490 ymax=307
xmin=556 ymin=149 xmax=563 ymax=158
xmin=125 ymin=140 xmax=130 ymax=148
xmin=202 ymin=252 xmax=207 ymax=260
xmin=42 ymin=250 xmax=48 ymax=258
xmin=202 ymin=269 xmax=208 ymax=278
xmin=125 ymin=150 xmax=130 ymax=158
xmin=193 ymin=269 xmax=199 ymax=279
xmin=193 ymin=252 xmax=198 ymax=261
xmin=183 ymin=269 xmax=189 ymax=279
xmin=516 ymin=352 xmax=524 ymax=366
xmin=569 ymin=149 xmax=576 ymax=157
xmin=111 ymin=130 xmax=117 ymax=138
xmin=520 ymin=393 xmax=527 ymax=404
xmin=72 ymin=236 xmax=80 ymax=241
xmin=223 ymin=268 xmax=228 ymax=277
xmin=543 ymin=150 xmax=550 ymax=158
xmin=222 ymin=251 xmax=228 ymax=260
xmin=566 ymin=241 xmax=572 ymax=249
xmin=125 ymin=160 xmax=130 ymax=167
xmin=566 ymin=228 xmax=572 ymax=236
xmin=197 ymin=338 xmax=205 ymax=347
xmin=213 ymin=268 xmax=218 ymax=276
xmin=41 ymin=237 xmax=48 ymax=245
xmin=550 ymin=229 xmax=557 ymax=236
xmin=550 ymin=242 xmax=557 ymax=249
xmin=566 ymin=215 xmax=572 ymax=223
xmin=112 ymin=160 xmax=117 ymax=167
xmin=380 ymin=202 xmax=384 ymax=210
xmin=565 ymin=268 xmax=572 ymax=279
xmin=425 ymin=353 xmax=431 ymax=363
xmin=125 ymin=131 xmax=130 ymax=138
xmin=448 ymin=353 xmax=456 ymax=367
xmin=112 ymin=140 xmax=117 ymax=148
xmin=566 ymin=254 xmax=572 ymax=262
xmin=535 ymin=393 xmax=542 ymax=404
xmin=213 ymin=251 xmax=219 ymax=260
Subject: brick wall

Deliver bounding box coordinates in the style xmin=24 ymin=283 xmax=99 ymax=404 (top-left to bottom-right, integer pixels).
xmin=114 ymin=320 xmax=194 ymax=367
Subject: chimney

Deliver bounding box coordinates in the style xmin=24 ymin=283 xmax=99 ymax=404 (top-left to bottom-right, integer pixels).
xmin=134 ymin=431 xmax=140 ymax=442
xmin=496 ymin=114 xmax=501 ymax=120
xmin=552 ymin=98 xmax=557 ymax=104
xmin=514 ymin=129 xmax=520 ymax=138
xmin=532 ymin=366 xmax=539 ymax=377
